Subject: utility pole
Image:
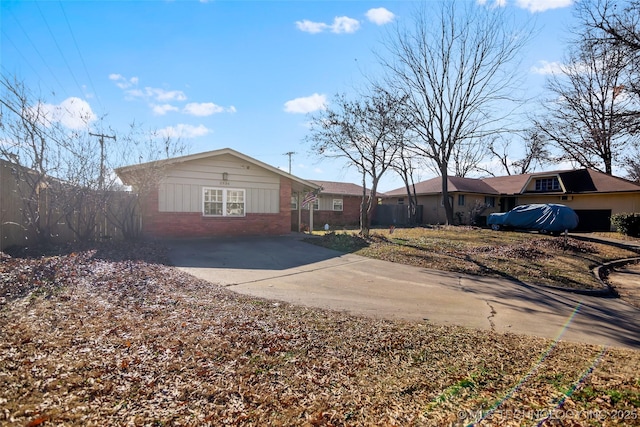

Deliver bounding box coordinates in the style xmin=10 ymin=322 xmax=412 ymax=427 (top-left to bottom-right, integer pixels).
xmin=283 ymin=151 xmax=296 ymax=174
xmin=89 ymin=132 xmax=116 ymax=190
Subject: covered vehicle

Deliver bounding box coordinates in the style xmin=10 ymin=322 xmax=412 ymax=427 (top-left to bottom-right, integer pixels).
xmin=488 ymin=204 xmax=579 ymax=234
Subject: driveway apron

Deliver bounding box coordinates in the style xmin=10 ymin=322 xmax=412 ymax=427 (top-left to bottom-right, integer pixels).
xmin=166 ymin=235 xmax=640 ymax=350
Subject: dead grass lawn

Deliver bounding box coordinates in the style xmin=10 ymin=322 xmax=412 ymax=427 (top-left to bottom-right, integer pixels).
xmin=310 ymin=227 xmax=640 ymax=291
xmin=1 ymin=242 xmax=639 ymax=426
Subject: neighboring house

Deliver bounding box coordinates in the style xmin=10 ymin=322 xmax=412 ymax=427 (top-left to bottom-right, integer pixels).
xmin=382 ymin=168 xmax=640 ymax=231
xmin=115 ymin=148 xmax=320 ymax=238
xmin=292 ymin=180 xmax=369 ymax=231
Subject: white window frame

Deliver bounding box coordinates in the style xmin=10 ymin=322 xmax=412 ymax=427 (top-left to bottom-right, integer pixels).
xmin=303 ymin=198 xmax=320 ymax=211
xmin=203 ymin=187 xmax=245 ymax=217
xmin=333 ymin=198 xmax=343 ymax=211
xmin=291 ymin=196 xmax=298 ymax=210
xmin=535 ymin=177 xmax=560 ymax=192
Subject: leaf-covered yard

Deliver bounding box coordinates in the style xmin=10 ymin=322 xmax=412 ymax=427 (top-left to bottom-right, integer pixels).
xmin=1 ymin=242 xmax=639 ymax=426
xmin=309 ymin=227 xmax=640 ymax=291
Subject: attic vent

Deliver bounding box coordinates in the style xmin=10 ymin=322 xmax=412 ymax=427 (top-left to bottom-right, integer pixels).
xmin=560 ymin=195 xmax=573 ymax=201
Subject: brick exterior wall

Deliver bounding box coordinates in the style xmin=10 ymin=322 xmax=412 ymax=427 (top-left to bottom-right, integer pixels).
xmin=140 ymin=177 xmax=293 ymax=238
xmin=293 ymin=195 xmax=372 ymax=230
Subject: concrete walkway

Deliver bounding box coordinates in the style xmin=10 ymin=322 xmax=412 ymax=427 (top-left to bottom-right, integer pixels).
xmin=166 ymin=235 xmax=640 ymax=350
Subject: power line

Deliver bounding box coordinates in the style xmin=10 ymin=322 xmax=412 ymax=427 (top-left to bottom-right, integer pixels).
xmin=35 ymin=1 xmax=85 ymax=98
xmin=58 ymin=1 xmax=104 ymax=111
xmin=7 ymin=9 xmax=69 ymax=98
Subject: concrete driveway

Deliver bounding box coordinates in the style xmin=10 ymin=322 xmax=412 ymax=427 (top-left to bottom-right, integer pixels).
xmin=166 ymin=235 xmax=640 ymax=350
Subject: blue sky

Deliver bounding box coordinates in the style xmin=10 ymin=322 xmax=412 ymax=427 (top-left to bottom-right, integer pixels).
xmin=1 ymin=0 xmax=577 ymax=191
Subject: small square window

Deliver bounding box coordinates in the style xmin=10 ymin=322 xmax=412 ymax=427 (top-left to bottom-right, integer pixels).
xmin=333 ymin=199 xmax=343 ymax=211
xmin=485 ymin=196 xmax=495 ymax=207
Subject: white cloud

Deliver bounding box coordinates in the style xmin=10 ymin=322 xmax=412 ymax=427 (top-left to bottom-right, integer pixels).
xmin=296 ymin=19 xmax=329 ymax=34
xmin=331 ymin=16 xmax=360 ymax=33
xmin=35 ymin=97 xmax=96 ymax=130
xmin=158 ymin=124 xmax=211 ymax=139
xmin=109 ymin=73 xmax=139 ymax=89
xmin=151 ymin=103 xmax=179 ymax=115
xmin=110 ymin=75 xmax=187 ymax=102
xmin=296 ymin=16 xmax=360 ymax=34
xmin=365 ymin=8 xmax=395 ymax=25
xmin=477 ymin=0 xmax=507 ymax=8
xmin=183 ymin=102 xmax=236 ymax=116
xmin=284 ymin=93 xmax=327 ymax=114
xmin=145 ymin=87 xmax=187 ymax=102
xmin=530 ymin=60 xmax=563 ymax=75
xmin=516 ymin=0 xmax=573 ymax=13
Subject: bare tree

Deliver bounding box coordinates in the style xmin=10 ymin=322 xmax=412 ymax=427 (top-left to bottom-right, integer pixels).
xmin=111 ymin=122 xmax=187 ymax=239
xmin=390 ymin=143 xmax=422 ymax=225
xmin=578 ymin=0 xmax=640 ymax=178
xmin=0 ymin=74 xmax=186 ymax=244
xmin=306 ymin=88 xmax=408 ymax=235
xmin=580 ymin=0 xmax=640 ymax=85
xmin=484 ymin=129 xmax=552 ymax=176
xmin=379 ymin=1 xmax=532 ymax=224
xmin=534 ymin=21 xmax=636 ymax=175
xmin=0 ymin=75 xmax=75 ymax=244
xmin=626 ymin=157 xmax=640 ymax=182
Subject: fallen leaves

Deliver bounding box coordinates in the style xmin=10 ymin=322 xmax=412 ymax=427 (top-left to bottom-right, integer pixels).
xmin=1 ymin=241 xmax=639 ymax=426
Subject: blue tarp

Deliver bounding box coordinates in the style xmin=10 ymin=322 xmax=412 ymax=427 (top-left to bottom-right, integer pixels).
xmin=488 ymin=204 xmax=579 ymax=233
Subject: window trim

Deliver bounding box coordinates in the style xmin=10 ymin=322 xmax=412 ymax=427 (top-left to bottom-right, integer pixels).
xmin=291 ymin=196 xmax=298 ymax=211
xmin=534 ymin=177 xmax=561 ymax=192
xmin=485 ymin=196 xmax=496 ymax=208
xmin=332 ymin=198 xmax=343 ymax=211
xmin=202 ymin=187 xmax=246 ymax=217
xmin=457 ymin=194 xmax=465 ymax=206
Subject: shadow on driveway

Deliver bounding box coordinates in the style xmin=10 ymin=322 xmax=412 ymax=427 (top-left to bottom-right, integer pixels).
xmin=165 ymin=235 xmax=640 ymax=350
xmin=166 ymin=235 xmax=342 ymax=271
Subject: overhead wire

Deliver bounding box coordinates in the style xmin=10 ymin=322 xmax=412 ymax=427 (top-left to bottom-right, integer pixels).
xmin=57 ymin=0 xmax=105 ymax=112
xmin=34 ymin=1 xmax=86 ymax=99
xmin=6 ymin=8 xmax=69 ymax=98
xmin=0 ymin=32 xmax=47 ymax=85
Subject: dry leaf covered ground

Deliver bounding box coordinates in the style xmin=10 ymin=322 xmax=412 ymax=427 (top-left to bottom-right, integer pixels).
xmin=1 ymin=241 xmax=640 ymax=426
xmin=309 ymin=227 xmax=640 ymax=291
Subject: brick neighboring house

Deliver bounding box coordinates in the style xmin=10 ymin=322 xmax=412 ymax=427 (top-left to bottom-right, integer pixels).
xmin=115 ymin=148 xmax=320 ymax=238
xmin=292 ymin=180 xmax=370 ymax=231
xmin=382 ymin=168 xmax=640 ymax=231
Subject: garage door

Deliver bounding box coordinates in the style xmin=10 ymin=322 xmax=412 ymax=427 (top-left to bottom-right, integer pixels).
xmin=574 ymin=209 xmax=611 ymax=231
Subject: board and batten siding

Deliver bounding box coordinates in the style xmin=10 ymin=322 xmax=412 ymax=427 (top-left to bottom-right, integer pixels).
xmin=157 ymin=154 xmax=281 ymax=214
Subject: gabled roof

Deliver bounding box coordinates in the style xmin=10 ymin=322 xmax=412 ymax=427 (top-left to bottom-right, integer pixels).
xmin=115 ymin=147 xmax=320 ymax=190
xmin=309 ymin=180 xmax=372 ymax=196
xmin=385 ymin=175 xmax=499 ymax=196
xmin=485 ymin=168 xmax=640 ymax=194
xmin=385 ymin=168 xmax=640 ymax=196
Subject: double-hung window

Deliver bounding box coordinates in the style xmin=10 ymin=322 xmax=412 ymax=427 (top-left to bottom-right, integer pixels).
xmin=203 ymin=188 xmax=245 ymax=216
xmin=333 ymin=199 xmax=343 ymax=211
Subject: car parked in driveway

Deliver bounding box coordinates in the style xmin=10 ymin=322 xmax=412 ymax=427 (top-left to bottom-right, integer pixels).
xmin=488 ymin=203 xmax=579 ymax=234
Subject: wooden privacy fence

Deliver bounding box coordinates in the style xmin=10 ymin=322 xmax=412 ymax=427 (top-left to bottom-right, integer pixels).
xmin=373 ymin=204 xmax=424 ymax=227
xmin=1 ymin=160 xmax=141 ymax=251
